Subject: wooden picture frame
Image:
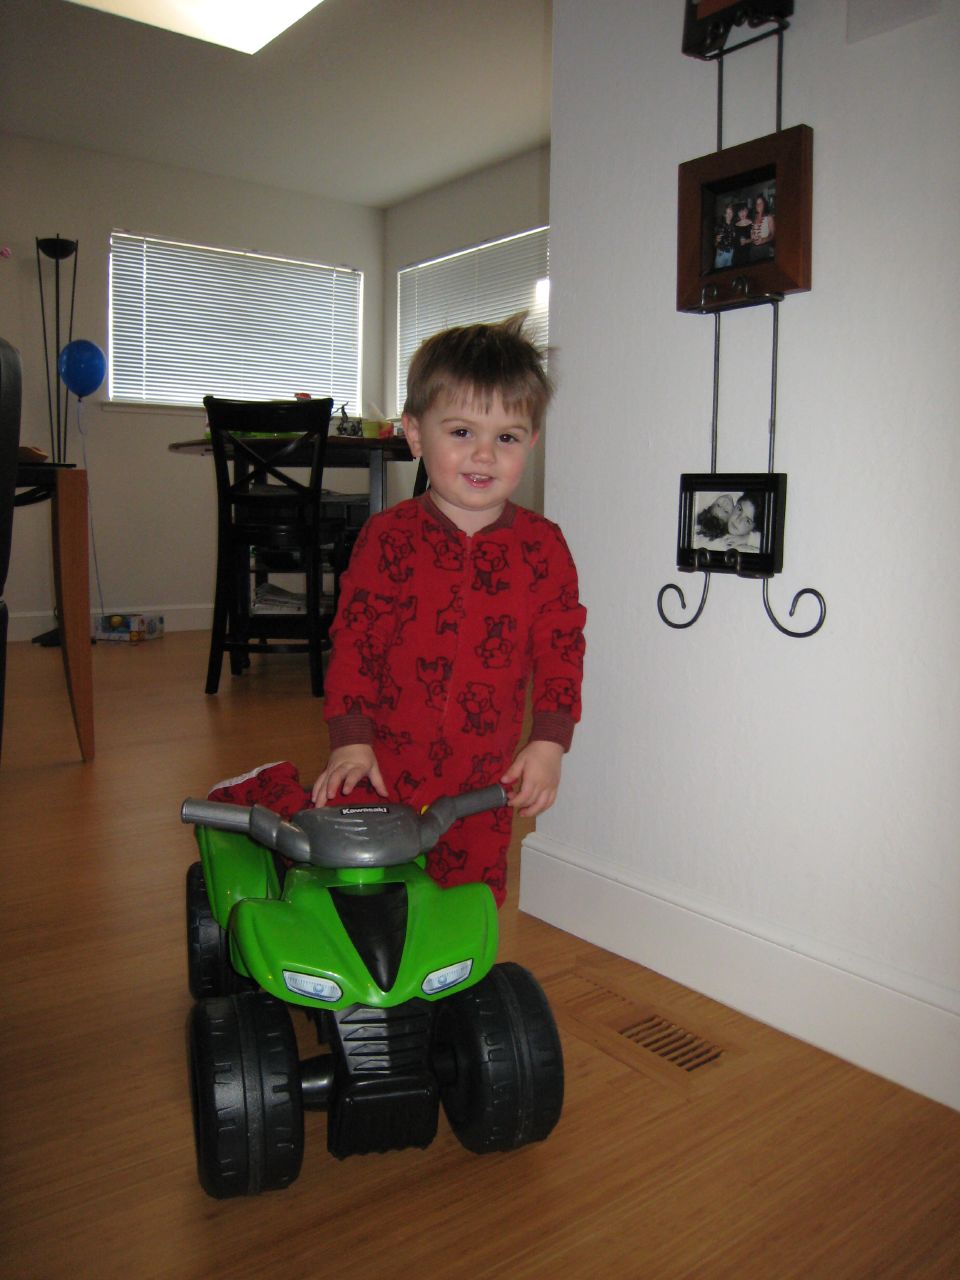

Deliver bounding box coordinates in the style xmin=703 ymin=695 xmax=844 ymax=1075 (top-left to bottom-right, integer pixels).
xmin=677 ymin=124 xmax=812 ymax=314
xmin=681 ymin=0 xmax=794 ymax=60
xmin=677 ymin=473 xmax=787 ymax=577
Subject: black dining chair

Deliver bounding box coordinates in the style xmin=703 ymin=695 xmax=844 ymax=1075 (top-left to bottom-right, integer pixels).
xmin=202 ymin=395 xmax=344 ymax=697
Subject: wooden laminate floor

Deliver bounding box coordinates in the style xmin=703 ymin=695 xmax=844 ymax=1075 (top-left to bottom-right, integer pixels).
xmin=1 ymin=633 xmax=958 ymax=1279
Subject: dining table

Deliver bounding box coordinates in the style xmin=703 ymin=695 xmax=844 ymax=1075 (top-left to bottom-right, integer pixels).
xmin=168 ymin=432 xmax=414 ymax=516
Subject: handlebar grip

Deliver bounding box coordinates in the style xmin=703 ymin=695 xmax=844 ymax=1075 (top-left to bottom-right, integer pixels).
xmin=181 ymin=798 xmax=253 ymax=832
xmin=418 ymin=784 xmax=510 ymax=853
xmin=181 ymin=798 xmax=311 ymax=862
xmin=444 ymin=784 xmax=510 ymax=823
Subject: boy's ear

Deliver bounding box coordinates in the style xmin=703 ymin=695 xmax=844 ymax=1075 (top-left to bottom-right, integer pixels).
xmin=402 ymin=412 xmax=422 ymax=457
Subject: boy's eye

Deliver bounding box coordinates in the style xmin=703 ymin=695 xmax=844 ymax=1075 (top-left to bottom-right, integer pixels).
xmin=450 ymin=426 xmax=470 ymax=438
xmin=499 ymin=433 xmax=519 ymax=444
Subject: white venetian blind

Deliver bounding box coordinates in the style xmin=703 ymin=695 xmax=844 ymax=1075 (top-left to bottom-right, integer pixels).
xmin=396 ymin=226 xmax=549 ymax=411
xmin=109 ymin=232 xmax=363 ymax=411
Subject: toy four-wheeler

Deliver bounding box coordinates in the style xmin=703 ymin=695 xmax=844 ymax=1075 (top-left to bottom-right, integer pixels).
xmin=181 ymin=784 xmax=564 ymax=1198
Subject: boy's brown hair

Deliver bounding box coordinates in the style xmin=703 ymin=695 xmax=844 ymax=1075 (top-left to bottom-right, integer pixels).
xmin=403 ymin=313 xmax=553 ymax=432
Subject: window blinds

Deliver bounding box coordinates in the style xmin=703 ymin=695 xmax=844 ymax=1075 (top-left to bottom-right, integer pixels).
xmin=396 ymin=226 xmax=549 ymax=411
xmin=109 ymin=233 xmax=363 ymax=410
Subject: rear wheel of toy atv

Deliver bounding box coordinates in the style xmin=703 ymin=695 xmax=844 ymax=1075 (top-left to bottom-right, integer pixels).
xmin=188 ymin=991 xmax=304 ymax=1198
xmin=433 ymin=961 xmax=563 ymax=1153
xmin=186 ymin=861 xmax=250 ymax=999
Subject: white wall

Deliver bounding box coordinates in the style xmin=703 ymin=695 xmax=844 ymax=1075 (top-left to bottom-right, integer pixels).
xmin=523 ymin=0 xmax=960 ymax=1109
xmin=383 ymin=146 xmax=551 ymax=510
xmin=1 ymin=133 xmax=384 ymax=637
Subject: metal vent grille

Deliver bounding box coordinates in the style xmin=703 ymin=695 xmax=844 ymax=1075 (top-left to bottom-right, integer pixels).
xmin=619 ymin=1014 xmax=724 ymax=1072
xmin=549 ymin=967 xmax=736 ymax=1093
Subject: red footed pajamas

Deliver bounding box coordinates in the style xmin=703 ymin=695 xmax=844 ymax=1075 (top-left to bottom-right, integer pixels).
xmin=323 ymin=493 xmax=586 ymax=905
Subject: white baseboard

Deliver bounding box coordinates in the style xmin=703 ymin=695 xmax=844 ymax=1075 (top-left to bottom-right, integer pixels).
xmin=8 ymin=605 xmax=212 ymax=643
xmin=520 ymin=832 xmax=960 ymax=1113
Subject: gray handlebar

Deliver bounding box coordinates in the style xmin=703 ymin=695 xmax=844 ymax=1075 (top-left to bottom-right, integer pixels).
xmin=180 ymin=799 xmax=312 ymax=862
xmin=417 ymin=784 xmax=509 ymax=853
xmin=181 ymin=798 xmax=251 ymax=831
xmin=181 ymin=783 xmax=510 ymax=868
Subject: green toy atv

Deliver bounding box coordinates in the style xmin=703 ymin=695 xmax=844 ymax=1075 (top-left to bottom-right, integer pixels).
xmin=181 ymin=784 xmax=564 ymax=1198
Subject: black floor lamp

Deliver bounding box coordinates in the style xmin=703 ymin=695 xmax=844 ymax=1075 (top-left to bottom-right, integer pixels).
xmin=36 ymin=235 xmax=79 ymax=465
xmin=32 ymin=235 xmax=78 ymax=646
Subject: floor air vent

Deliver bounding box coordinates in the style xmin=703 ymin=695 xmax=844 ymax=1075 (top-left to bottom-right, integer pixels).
xmin=619 ymin=1013 xmax=723 ymax=1072
xmin=550 ymin=967 xmax=735 ymax=1093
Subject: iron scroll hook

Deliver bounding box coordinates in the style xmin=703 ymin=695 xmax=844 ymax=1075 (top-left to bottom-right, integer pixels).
xmin=761 ymin=579 xmax=826 ymax=638
xmin=657 ymin=557 xmax=711 ymax=630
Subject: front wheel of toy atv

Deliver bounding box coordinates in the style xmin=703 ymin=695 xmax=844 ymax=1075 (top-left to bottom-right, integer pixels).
xmin=433 ymin=962 xmax=563 ymax=1153
xmin=188 ymin=992 xmax=304 ymax=1198
xmin=186 ymin=861 xmax=251 ymax=999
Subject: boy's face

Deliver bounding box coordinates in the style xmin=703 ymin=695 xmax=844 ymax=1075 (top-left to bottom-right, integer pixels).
xmin=403 ymin=387 xmax=538 ymax=535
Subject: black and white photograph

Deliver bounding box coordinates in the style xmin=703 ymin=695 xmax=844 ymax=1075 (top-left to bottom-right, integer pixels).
xmin=692 ymin=487 xmax=764 ymax=552
xmin=677 ymin=473 xmax=787 ymax=576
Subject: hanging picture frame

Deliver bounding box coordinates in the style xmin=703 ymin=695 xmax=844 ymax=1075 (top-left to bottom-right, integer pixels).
xmin=681 ymin=1 xmax=794 ymax=60
xmin=676 ymin=473 xmax=787 ymax=576
xmin=677 ymin=124 xmax=812 ymax=314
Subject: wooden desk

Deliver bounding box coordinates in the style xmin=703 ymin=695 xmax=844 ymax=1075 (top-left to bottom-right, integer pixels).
xmin=169 ymin=433 xmax=414 ymax=516
xmin=16 ymin=464 xmax=95 ymax=761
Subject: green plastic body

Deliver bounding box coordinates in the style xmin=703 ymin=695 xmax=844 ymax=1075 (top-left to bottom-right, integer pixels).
xmin=194 ymin=826 xmax=498 ymax=1010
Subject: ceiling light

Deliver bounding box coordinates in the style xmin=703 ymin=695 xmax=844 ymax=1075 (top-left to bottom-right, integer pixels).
xmin=65 ymin=1 xmax=326 ymax=55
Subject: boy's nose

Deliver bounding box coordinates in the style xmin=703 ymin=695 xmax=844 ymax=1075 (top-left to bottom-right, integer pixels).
xmin=471 ymin=437 xmax=495 ymax=461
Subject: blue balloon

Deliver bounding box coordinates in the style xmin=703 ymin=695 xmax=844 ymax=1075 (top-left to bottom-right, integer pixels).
xmin=58 ymin=339 xmax=106 ymax=399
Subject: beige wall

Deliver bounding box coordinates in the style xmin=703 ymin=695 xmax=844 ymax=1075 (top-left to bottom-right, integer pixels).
xmin=1 ymin=133 xmax=385 ymax=637
xmin=2 ymin=134 xmax=549 ymax=636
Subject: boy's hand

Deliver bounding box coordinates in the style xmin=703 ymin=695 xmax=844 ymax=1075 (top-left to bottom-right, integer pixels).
xmin=501 ymin=740 xmax=564 ymax=818
xmin=311 ymin=745 xmax=388 ymax=807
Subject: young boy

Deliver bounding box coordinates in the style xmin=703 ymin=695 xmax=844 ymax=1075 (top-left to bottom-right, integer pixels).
xmin=311 ymin=315 xmax=586 ymax=906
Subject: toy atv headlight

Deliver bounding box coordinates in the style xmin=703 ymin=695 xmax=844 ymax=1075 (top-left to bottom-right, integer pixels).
xmin=421 ymin=959 xmax=473 ymax=995
xmin=283 ymin=970 xmax=342 ymax=1002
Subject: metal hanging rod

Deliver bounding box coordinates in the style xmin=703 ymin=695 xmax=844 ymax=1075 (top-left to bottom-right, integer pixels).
xmin=658 ymin=18 xmax=824 ymax=639
xmin=717 ymin=25 xmax=785 ymax=149
xmin=657 ymin=301 xmax=827 ymax=637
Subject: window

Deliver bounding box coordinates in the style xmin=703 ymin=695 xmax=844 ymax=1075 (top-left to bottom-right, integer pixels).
xmin=396 ymin=226 xmax=549 ymax=411
xmin=109 ymin=233 xmax=363 ymax=411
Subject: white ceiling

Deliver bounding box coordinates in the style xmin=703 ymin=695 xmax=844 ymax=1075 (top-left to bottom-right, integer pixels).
xmin=0 ymin=0 xmax=552 ymax=208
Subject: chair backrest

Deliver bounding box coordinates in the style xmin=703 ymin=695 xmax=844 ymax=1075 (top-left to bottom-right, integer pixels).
xmin=202 ymin=396 xmax=334 ymax=528
xmin=413 ymin=458 xmax=429 ymax=496
xmin=0 ymin=339 xmax=23 ymax=594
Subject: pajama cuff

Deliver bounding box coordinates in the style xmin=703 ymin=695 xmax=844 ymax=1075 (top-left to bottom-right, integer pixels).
xmin=327 ymin=714 xmax=377 ymax=749
xmin=529 ymin=712 xmax=576 ymax=753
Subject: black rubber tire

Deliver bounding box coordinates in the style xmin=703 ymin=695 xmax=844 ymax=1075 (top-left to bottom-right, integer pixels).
xmin=433 ymin=961 xmax=564 ymax=1153
xmin=188 ymin=992 xmax=304 ymax=1198
xmin=185 ymin=861 xmax=249 ymax=999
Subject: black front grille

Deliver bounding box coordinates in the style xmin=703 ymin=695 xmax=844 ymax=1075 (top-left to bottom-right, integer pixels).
xmin=332 ymin=1000 xmax=432 ymax=1076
